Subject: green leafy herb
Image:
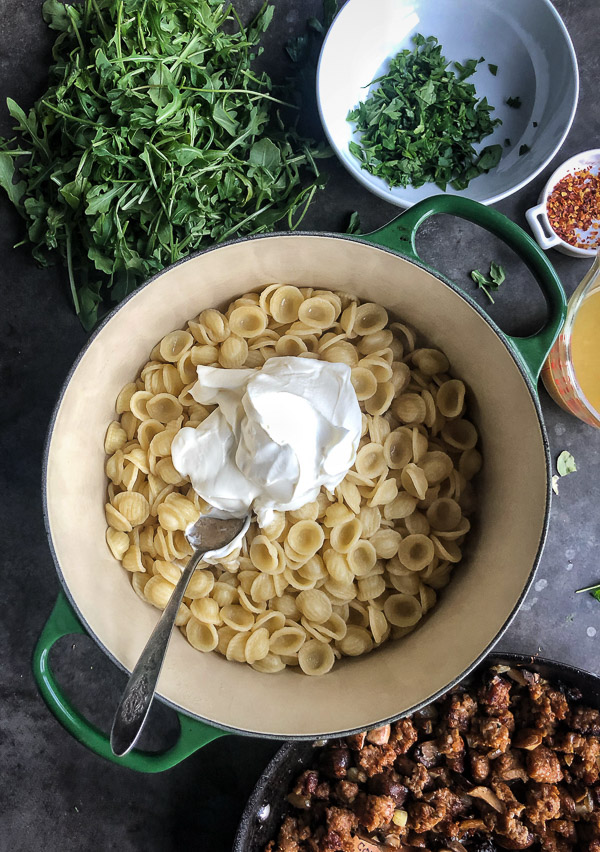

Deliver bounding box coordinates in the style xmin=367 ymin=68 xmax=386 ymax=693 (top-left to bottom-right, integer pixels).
xmin=488 ymin=63 xmax=498 ymax=76
xmin=454 ymin=56 xmax=484 ymax=80
xmin=557 ymin=450 xmax=577 ymax=477
xmin=0 ymin=0 xmax=328 ymax=330
xmin=470 ymin=270 xmax=495 ymax=303
xmin=489 ymin=261 xmax=505 ymax=285
xmin=506 ymin=96 xmax=522 ymax=109
xmin=519 ymin=144 xmax=530 ymax=156
xmin=552 ymin=474 xmax=560 ymax=495
xmin=533 ymin=121 xmax=538 ymax=128
xmin=504 ymin=138 xmax=511 ymax=147
xmin=285 ymin=0 xmax=338 ymax=64
xmin=470 ymin=261 xmax=506 ymax=303
xmin=285 ymin=36 xmax=307 ymax=63
xmin=346 ymin=34 xmax=502 ymax=191
xmin=345 ymin=211 xmax=361 ymax=234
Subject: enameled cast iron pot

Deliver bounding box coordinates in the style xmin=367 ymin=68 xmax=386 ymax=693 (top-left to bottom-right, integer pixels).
xmin=233 ymin=653 xmax=600 ymax=851
xmin=33 ymin=196 xmax=567 ymax=773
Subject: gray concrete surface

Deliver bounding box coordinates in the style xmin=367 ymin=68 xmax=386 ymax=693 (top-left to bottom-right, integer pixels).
xmin=0 ymin=0 xmax=598 ymax=849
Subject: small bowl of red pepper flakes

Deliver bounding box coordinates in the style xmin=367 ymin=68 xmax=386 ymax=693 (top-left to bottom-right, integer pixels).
xmin=526 ymin=148 xmax=600 ymax=257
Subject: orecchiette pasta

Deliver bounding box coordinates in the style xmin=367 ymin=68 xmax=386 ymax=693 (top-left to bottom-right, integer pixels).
xmin=104 ymin=285 xmax=480 ymax=675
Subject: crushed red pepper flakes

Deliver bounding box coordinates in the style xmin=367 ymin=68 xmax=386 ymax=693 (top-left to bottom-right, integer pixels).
xmin=546 ymin=167 xmax=600 ymax=249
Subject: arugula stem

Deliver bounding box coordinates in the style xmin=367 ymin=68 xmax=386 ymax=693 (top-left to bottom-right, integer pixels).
xmin=115 ymin=0 xmax=125 ymax=71
xmin=289 ymin=184 xmax=317 ymax=229
xmin=576 ymin=583 xmax=600 ymax=594
xmin=219 ymin=201 xmax=275 ymax=240
xmin=41 ymin=101 xmax=107 ymax=129
xmin=90 ymin=0 xmax=111 ymax=41
xmin=141 ymin=147 xmax=170 ymax=221
xmin=65 ymin=229 xmax=80 ymax=315
xmin=66 ymin=5 xmax=86 ymax=55
xmin=136 ymin=11 xmax=147 ymax=52
xmin=132 ymin=84 xmax=297 ymax=109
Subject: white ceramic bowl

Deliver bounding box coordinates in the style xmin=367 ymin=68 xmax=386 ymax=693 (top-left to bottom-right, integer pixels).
xmin=526 ymin=149 xmax=600 ymax=258
xmin=317 ymin=0 xmax=579 ymax=207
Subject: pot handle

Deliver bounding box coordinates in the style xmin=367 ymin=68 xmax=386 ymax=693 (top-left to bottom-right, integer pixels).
xmin=359 ymin=195 xmax=567 ymax=383
xmin=32 ymin=593 xmax=226 ymax=772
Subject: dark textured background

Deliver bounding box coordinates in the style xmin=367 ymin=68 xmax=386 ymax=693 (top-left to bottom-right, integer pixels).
xmin=0 ymin=1 xmax=598 ymax=850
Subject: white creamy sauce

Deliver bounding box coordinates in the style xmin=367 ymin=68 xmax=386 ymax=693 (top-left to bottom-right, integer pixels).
xmin=171 ymin=356 xmax=362 ymax=529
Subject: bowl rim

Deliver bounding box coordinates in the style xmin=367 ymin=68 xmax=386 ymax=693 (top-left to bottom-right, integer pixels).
xmin=316 ymin=0 xmax=580 ymax=208
xmin=42 ymin=230 xmax=552 ymax=739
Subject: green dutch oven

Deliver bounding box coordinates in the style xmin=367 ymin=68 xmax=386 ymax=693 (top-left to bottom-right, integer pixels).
xmin=34 ymin=196 xmax=566 ymax=771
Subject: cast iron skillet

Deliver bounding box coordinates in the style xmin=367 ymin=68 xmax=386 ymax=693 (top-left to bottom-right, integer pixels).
xmin=233 ymin=652 xmax=600 ymax=852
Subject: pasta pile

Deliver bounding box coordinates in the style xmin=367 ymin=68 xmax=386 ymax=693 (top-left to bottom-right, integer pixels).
xmin=104 ymin=285 xmax=481 ymax=675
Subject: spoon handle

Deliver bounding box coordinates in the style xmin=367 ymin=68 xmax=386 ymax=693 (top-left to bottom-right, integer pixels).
xmin=110 ymin=548 xmax=206 ymax=757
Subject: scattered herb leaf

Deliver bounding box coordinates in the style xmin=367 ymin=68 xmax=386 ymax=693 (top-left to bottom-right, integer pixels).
xmin=471 ymin=270 xmax=494 ymax=302
xmin=346 ymin=34 xmax=502 ymax=191
xmin=593 ymin=589 xmax=600 ymax=602
xmin=345 ymin=211 xmax=362 ymax=234
xmin=307 ymin=16 xmax=324 ymax=35
xmin=519 ymin=144 xmax=530 ymax=156
xmin=533 ymin=121 xmax=538 ymax=128
xmin=504 ymin=138 xmax=511 ymax=147
xmin=470 ymin=261 xmax=506 ymax=303
xmin=489 ymin=261 xmax=506 ymax=285
xmin=285 ymin=35 xmax=309 ymax=63
xmin=0 ymin=0 xmax=328 ymax=330
xmin=552 ymin=474 xmax=560 ymax=495
xmin=322 ymin=0 xmax=339 ymax=28
xmin=506 ymin=96 xmax=522 ymax=109
xmin=557 ymin=450 xmax=577 ymax=477
xmin=475 ymin=145 xmax=503 ymax=173
xmin=488 ymin=63 xmax=498 ymax=76
xmin=565 ymin=613 xmax=574 ymax=623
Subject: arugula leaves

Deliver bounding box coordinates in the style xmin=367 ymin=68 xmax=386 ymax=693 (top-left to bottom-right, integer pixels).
xmin=346 ymin=34 xmax=502 ymax=191
xmin=0 ymin=0 xmax=328 ymax=330
xmin=470 ymin=261 xmax=506 ymax=303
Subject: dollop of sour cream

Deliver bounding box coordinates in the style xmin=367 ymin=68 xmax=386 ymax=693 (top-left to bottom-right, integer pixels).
xmin=171 ymin=356 xmax=362 ymax=528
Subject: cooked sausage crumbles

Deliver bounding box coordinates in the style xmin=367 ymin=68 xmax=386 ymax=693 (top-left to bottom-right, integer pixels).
xmin=264 ymin=667 xmax=600 ymax=852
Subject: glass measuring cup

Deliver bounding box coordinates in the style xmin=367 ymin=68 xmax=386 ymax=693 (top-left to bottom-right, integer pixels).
xmin=541 ymin=253 xmax=600 ymax=428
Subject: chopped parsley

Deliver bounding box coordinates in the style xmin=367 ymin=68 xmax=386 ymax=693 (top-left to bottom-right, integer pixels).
xmin=346 ymin=34 xmax=502 ymax=191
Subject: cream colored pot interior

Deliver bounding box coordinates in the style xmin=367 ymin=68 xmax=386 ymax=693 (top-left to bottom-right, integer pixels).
xmin=45 ymin=236 xmax=548 ymax=737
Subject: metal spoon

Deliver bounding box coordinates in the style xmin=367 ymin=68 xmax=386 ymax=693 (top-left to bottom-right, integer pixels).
xmin=110 ymin=514 xmax=249 ymax=757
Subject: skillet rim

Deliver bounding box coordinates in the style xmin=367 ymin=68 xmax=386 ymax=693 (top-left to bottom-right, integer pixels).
xmin=232 ymin=651 xmax=600 ymax=851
